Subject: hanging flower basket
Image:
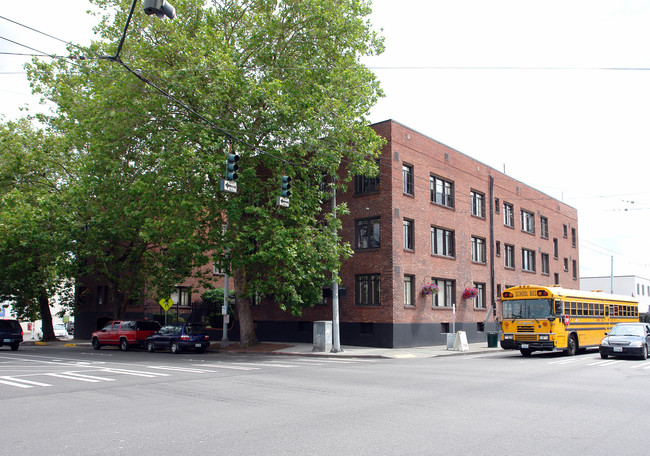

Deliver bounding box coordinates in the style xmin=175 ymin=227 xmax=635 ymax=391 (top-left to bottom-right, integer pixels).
xmin=462 ymin=287 xmax=479 ymax=299
xmin=421 ymin=283 xmax=439 ymax=296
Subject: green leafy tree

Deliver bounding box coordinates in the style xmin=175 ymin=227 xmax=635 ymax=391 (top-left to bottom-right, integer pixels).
xmin=0 ymin=119 xmax=74 ymax=340
xmin=27 ymin=0 xmax=384 ymax=345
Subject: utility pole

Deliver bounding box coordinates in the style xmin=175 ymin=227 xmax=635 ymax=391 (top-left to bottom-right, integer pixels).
xmin=220 ymin=215 xmax=230 ymax=348
xmin=331 ymin=177 xmax=342 ymax=353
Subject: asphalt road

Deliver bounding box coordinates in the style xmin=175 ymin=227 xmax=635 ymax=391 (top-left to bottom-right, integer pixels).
xmin=1 ymin=345 xmax=648 ymax=455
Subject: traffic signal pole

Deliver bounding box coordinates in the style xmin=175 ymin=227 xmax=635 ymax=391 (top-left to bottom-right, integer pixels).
xmin=331 ymin=178 xmax=342 ymax=353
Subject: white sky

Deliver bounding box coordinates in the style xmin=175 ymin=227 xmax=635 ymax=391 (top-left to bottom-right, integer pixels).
xmin=1 ymin=0 xmax=649 ymax=280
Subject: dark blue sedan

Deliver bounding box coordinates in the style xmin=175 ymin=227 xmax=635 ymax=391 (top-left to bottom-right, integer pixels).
xmin=599 ymin=322 xmax=650 ymax=360
xmin=145 ymin=323 xmax=210 ymax=354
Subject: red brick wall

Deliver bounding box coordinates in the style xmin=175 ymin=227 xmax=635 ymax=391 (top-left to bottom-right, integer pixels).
xmin=337 ymin=120 xmax=578 ymax=326
xmin=252 ymin=119 xmax=579 ymax=330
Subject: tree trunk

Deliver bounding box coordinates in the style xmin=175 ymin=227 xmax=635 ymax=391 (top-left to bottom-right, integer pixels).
xmin=232 ymin=267 xmax=257 ymax=347
xmin=38 ymin=290 xmax=56 ymax=341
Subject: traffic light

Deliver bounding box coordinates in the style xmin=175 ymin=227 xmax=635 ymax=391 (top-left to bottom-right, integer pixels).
xmin=226 ymin=154 xmax=239 ymax=181
xmin=277 ymin=176 xmax=291 ymax=207
xmin=280 ymin=176 xmax=291 ymax=197
xmin=220 ymin=154 xmax=239 ymax=193
xmin=143 ymin=0 xmax=176 ymax=19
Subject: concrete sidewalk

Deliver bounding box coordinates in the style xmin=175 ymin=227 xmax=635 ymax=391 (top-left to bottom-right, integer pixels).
xmin=258 ymin=342 xmax=503 ymax=359
xmin=24 ymin=338 xmax=504 ymax=359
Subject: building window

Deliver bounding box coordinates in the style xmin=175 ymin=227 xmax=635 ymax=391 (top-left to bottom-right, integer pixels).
xmin=505 ymin=244 xmax=515 ymax=269
xmin=430 ymin=175 xmax=454 ymax=208
xmin=571 ymin=228 xmax=577 ymax=248
xmin=563 ymin=224 xmax=568 ymax=238
xmin=572 ymin=260 xmax=577 ymax=280
xmin=432 ymin=278 xmax=455 ymax=307
xmin=503 ymin=202 xmax=514 ymax=227
xmin=431 ymin=226 xmax=455 ymax=257
xmin=495 ymin=241 xmax=501 ymax=256
xmin=403 ymin=219 xmax=414 ymax=251
xmin=355 ymin=217 xmax=380 ymax=249
xmin=541 ymin=253 xmax=550 ymax=275
xmin=553 ymin=238 xmax=559 ymax=258
xmin=354 ymin=173 xmax=380 ymax=195
xmin=96 ymin=286 xmax=108 ymax=306
xmin=402 ymin=163 xmax=414 ymax=196
xmin=473 ymin=283 xmax=486 ymax=309
xmin=540 ymin=216 xmax=549 ymax=239
xmin=471 ymin=190 xmax=485 ymax=218
xmin=521 ymin=209 xmax=535 ymax=234
xmin=495 ymin=198 xmax=500 ymax=213
xmin=564 ymin=258 xmax=569 ymax=271
xmin=471 ymin=236 xmax=486 ymax=263
xmin=404 ymin=274 xmax=415 ymax=307
xmin=522 ymin=248 xmax=536 ymax=272
xmin=355 ymin=274 xmax=381 ymax=306
xmin=171 ymin=286 xmax=191 ymax=307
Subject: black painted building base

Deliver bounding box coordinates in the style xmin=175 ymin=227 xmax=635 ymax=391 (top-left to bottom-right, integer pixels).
xmin=254 ymin=320 xmax=501 ymax=348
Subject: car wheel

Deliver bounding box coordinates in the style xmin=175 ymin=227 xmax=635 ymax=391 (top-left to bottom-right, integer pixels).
xmin=146 ymin=341 xmax=155 ymax=353
xmin=92 ymin=338 xmax=101 ymax=350
xmin=641 ymin=345 xmax=648 ymax=361
xmin=566 ymin=334 xmax=577 ymax=356
xmin=119 ymin=338 xmax=129 ymax=351
xmin=10 ymin=343 xmax=19 ymax=351
xmin=171 ymin=342 xmax=181 ymax=354
xmin=600 ymin=352 xmax=608 ymax=359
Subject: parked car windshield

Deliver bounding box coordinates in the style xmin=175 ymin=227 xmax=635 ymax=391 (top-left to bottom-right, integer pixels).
xmin=609 ymin=324 xmax=645 ymax=337
xmin=159 ymin=325 xmax=182 ymax=334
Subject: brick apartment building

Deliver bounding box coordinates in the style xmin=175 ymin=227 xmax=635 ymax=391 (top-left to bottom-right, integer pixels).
xmin=75 ymin=119 xmax=579 ymax=348
xmin=253 ymin=120 xmax=580 ymax=347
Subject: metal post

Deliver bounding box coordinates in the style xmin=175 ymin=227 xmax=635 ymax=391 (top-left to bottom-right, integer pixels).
xmin=221 ymin=214 xmax=230 ymax=348
xmin=610 ymin=256 xmax=614 ymax=293
xmin=452 ymin=303 xmax=456 ymax=334
xmin=331 ymin=178 xmax=342 ymax=353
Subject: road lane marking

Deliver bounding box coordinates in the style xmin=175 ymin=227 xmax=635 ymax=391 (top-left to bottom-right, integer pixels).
xmin=147 ymin=365 xmax=218 ymax=373
xmin=189 ymin=363 xmax=260 ymax=371
xmin=46 ymin=372 xmax=115 ymax=383
xmin=0 ymin=376 xmax=53 ymax=388
xmin=100 ymin=368 xmax=170 ymax=378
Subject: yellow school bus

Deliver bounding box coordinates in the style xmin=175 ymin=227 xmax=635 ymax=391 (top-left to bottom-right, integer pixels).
xmin=500 ymin=285 xmax=639 ymax=356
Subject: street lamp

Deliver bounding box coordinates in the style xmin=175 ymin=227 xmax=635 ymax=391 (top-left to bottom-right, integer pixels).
xmin=143 ymin=0 xmax=176 ymax=19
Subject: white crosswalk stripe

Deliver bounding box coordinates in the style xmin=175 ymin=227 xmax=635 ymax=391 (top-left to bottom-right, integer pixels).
xmin=147 ymin=365 xmax=218 ymax=373
xmin=100 ymin=367 xmax=170 ymax=378
xmin=0 ymin=358 xmax=374 ymax=390
xmin=46 ymin=372 xmax=116 ymax=383
xmin=0 ymin=376 xmax=53 ymax=388
xmin=186 ymin=363 xmax=260 ymax=371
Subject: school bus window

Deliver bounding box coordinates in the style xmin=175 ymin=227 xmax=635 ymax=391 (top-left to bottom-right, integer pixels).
xmin=555 ymin=301 xmax=563 ymax=315
xmin=589 ymin=303 xmax=594 ymax=316
xmin=570 ymin=302 xmax=576 ymax=315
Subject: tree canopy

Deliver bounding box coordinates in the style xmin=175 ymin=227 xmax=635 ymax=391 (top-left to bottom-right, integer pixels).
xmin=19 ymin=0 xmax=384 ymax=345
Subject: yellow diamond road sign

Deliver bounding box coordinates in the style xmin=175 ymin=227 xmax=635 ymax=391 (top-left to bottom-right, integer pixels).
xmin=158 ymin=298 xmax=174 ymax=312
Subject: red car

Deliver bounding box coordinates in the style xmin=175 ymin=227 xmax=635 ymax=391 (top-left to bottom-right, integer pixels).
xmin=91 ymin=320 xmax=161 ymax=351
